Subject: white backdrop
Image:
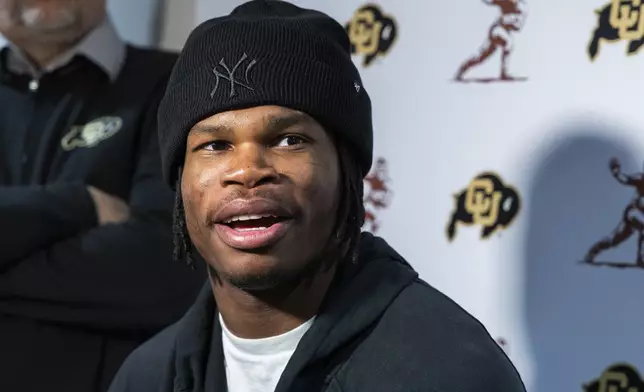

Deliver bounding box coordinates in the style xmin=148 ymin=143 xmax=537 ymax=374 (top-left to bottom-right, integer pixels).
xmin=108 ymin=0 xmax=160 ymax=46
xmin=196 ymin=0 xmax=644 ymax=390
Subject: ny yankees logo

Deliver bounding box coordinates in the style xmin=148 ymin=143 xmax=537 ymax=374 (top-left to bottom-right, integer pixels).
xmin=210 ymin=53 xmax=257 ymax=98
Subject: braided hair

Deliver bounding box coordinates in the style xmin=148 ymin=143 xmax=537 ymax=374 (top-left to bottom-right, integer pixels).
xmin=172 ymin=140 xmax=365 ymax=270
xmin=172 ymin=179 xmax=195 ymax=268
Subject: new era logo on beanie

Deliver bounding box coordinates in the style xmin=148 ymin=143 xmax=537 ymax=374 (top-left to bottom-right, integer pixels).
xmin=157 ymin=0 xmax=373 ymax=188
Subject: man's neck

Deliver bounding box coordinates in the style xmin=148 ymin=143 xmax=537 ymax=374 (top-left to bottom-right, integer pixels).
xmin=13 ymin=40 xmax=77 ymax=69
xmin=212 ymin=267 xmax=336 ymax=339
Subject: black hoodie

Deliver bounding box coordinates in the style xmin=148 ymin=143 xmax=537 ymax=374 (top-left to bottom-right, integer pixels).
xmin=108 ymin=233 xmax=526 ymax=392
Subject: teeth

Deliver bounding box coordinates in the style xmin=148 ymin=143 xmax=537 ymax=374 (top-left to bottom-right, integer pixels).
xmin=234 ymin=227 xmax=268 ymax=232
xmin=223 ymin=214 xmax=276 ymax=224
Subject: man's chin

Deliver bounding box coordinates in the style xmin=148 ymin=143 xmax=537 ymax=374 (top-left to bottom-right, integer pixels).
xmin=213 ymin=255 xmax=326 ymax=293
xmin=19 ymin=7 xmax=79 ymax=32
xmin=221 ymin=268 xmax=301 ymax=292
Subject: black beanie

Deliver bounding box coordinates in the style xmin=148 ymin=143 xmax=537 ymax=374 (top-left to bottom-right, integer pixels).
xmin=158 ymin=0 xmax=373 ymax=188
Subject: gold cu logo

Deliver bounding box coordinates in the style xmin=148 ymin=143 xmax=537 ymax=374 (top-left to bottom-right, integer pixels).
xmin=465 ymin=178 xmax=502 ymax=226
xmin=348 ymin=9 xmax=382 ymax=56
xmin=446 ymin=172 xmax=520 ymax=241
xmin=598 ymin=370 xmax=635 ymax=392
xmin=345 ymin=4 xmax=397 ymax=67
xmin=584 ymin=363 xmax=644 ymax=392
xmin=610 ymin=0 xmax=644 ymax=39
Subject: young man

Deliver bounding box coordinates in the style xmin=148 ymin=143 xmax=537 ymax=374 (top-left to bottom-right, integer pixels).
xmin=109 ymin=1 xmax=526 ymax=391
xmin=0 ymin=1 xmax=205 ymax=391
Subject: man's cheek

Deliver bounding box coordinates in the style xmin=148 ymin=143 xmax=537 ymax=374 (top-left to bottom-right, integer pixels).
xmin=197 ymin=166 xmax=220 ymax=190
xmin=0 ymin=0 xmax=16 ymax=26
xmin=182 ymin=196 xmax=202 ymax=238
xmin=182 ymin=177 xmax=207 ymax=233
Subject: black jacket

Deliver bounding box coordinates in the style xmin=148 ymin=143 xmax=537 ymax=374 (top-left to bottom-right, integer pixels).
xmin=108 ymin=233 xmax=525 ymax=392
xmin=0 ymin=46 xmax=206 ymax=392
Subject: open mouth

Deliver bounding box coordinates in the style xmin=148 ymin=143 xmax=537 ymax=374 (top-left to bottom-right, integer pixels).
xmin=221 ymin=214 xmax=288 ymax=231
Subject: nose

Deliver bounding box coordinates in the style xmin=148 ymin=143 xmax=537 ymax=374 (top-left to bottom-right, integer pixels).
xmin=220 ymin=144 xmax=280 ymax=189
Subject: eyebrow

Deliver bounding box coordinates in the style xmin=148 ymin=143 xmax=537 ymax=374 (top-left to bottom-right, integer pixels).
xmin=190 ymin=123 xmax=234 ymax=136
xmin=189 ymin=112 xmax=313 ymax=137
xmin=264 ymin=112 xmax=312 ymax=133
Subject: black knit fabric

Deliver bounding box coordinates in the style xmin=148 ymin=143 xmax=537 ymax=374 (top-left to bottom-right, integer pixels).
xmin=158 ymin=0 xmax=373 ymax=187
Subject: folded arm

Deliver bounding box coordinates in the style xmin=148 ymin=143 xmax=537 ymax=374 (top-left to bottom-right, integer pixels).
xmin=0 ymin=86 xmax=206 ymax=332
xmin=0 ymin=183 xmax=97 ymax=268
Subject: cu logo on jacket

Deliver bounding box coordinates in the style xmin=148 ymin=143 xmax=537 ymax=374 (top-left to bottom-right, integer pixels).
xmin=61 ymin=116 xmax=123 ymax=151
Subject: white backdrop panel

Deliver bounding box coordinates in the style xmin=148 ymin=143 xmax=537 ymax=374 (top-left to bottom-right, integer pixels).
xmin=195 ymin=1 xmax=644 ymax=390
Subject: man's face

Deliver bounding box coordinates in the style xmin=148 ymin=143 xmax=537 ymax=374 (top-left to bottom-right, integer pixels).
xmin=0 ymin=0 xmax=106 ymax=43
xmin=182 ymin=105 xmax=340 ymax=290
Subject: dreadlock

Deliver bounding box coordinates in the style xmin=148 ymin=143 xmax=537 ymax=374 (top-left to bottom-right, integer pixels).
xmin=173 ymin=177 xmax=195 ymax=269
xmin=320 ymin=140 xmax=365 ymax=268
xmin=172 ymin=140 xmax=365 ymax=269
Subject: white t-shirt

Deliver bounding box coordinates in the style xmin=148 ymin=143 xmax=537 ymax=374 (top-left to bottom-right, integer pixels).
xmin=220 ymin=314 xmax=315 ymax=392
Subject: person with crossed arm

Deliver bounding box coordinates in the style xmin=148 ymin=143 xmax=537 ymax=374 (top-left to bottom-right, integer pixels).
xmin=0 ymin=1 xmax=205 ymax=391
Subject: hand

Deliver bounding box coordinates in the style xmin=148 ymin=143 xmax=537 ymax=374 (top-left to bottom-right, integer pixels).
xmin=609 ymin=157 xmax=621 ymax=174
xmin=87 ymin=186 xmax=130 ymax=225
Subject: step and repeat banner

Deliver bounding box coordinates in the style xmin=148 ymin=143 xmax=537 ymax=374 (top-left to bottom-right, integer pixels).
xmin=196 ymin=0 xmax=644 ymax=390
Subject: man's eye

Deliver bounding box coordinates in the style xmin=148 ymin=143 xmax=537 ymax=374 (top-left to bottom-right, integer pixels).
xmin=203 ymin=141 xmax=230 ymax=151
xmin=275 ymin=135 xmax=306 ymax=148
